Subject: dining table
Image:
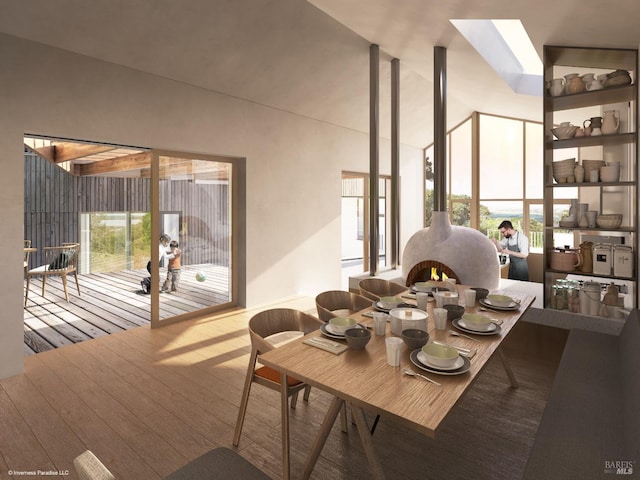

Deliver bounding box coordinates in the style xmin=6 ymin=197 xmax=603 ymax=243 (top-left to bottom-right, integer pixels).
xmin=259 ymin=285 xmax=535 ymax=480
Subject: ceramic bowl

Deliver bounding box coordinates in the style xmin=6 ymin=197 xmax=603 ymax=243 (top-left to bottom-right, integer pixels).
xmin=486 ymin=294 xmax=513 ymax=308
xmin=551 ymin=125 xmax=578 ymax=140
xmin=329 ymin=316 xmax=357 ymax=334
xmin=413 ymin=281 xmax=437 ymax=293
xmin=401 ymin=329 xmax=429 ymax=350
xmin=344 ymin=328 xmax=371 ymax=349
xmin=421 ymin=343 xmax=459 ymax=368
xmin=442 ymin=304 xmax=465 ymax=320
xmin=461 ymin=313 xmax=492 ymax=331
xmin=379 ymin=295 xmax=403 ymax=310
xmin=471 ymin=287 xmax=489 ymax=301
xmin=596 ymin=214 xmax=623 ymax=229
xmin=433 ymin=290 xmax=459 ymax=308
xmin=599 ymin=164 xmax=620 ymax=182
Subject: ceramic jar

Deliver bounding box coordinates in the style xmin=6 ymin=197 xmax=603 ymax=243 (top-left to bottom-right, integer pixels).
xmin=574 ymin=164 xmax=585 ymax=183
xmin=565 ymin=76 xmax=585 ymax=94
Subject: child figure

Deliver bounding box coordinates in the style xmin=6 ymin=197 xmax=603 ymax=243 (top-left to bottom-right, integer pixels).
xmin=162 ymin=241 xmax=181 ymax=292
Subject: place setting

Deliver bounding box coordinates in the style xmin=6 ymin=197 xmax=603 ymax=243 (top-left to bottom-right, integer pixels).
xmin=371 ymin=295 xmax=419 ymax=313
xmin=452 ymin=312 xmax=502 ymax=336
xmin=478 ymin=293 xmax=520 ymax=311
xmin=319 ymin=316 xmax=367 ymax=339
xmin=409 ymin=342 xmax=471 ymax=376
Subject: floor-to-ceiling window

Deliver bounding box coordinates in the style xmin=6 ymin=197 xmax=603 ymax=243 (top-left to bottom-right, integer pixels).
xmin=341 ymin=172 xmax=390 ymax=283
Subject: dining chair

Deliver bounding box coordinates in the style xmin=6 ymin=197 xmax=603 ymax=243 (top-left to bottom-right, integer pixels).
xmin=315 ymin=290 xmax=372 ymax=322
xmin=358 ymin=277 xmax=406 ymax=301
xmin=233 ymin=308 xmax=323 ymax=479
xmin=24 ymin=242 xmax=81 ymax=305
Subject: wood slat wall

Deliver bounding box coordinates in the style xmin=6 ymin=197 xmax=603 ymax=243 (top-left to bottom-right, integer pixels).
xmin=24 ymin=152 xmax=230 ymax=269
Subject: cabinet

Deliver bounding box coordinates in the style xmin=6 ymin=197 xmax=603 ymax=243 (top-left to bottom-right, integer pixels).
xmin=543 ymin=45 xmax=638 ymax=313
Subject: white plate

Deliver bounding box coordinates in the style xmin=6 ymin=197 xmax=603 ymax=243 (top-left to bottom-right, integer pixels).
xmin=452 ymin=318 xmax=502 ymax=336
xmin=458 ymin=317 xmax=496 ymax=333
xmin=417 ymin=351 xmax=464 ymax=371
xmin=320 ymin=322 xmax=364 ymax=339
xmin=410 ymin=350 xmax=471 ymax=375
xmin=480 ymin=298 xmax=519 ymax=311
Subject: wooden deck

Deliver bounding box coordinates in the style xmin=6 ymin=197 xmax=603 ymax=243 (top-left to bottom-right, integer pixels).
xmin=23 ymin=264 xmax=230 ymax=355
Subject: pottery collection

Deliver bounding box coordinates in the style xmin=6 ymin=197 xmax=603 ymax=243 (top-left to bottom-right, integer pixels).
xmin=548 ymin=69 xmax=632 ymax=97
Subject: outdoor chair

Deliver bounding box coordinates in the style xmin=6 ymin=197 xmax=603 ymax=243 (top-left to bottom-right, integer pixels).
xmin=359 ymin=277 xmax=406 ymax=301
xmin=233 ymin=308 xmax=324 ymax=479
xmin=315 ymin=290 xmax=372 ymax=322
xmin=23 ymin=240 xmax=34 ymax=274
xmin=25 ymin=243 xmax=80 ymax=305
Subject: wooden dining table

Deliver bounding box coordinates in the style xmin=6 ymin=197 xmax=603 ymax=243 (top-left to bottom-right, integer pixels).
xmin=259 ymin=285 xmax=535 ymax=480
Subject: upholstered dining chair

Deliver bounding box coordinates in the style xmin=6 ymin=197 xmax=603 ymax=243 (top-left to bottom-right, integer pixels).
xmin=315 ymin=290 xmax=372 ymax=322
xmin=358 ymin=278 xmax=407 ymax=302
xmin=233 ymin=308 xmax=323 ymax=479
xmin=24 ymin=242 xmax=80 ymax=305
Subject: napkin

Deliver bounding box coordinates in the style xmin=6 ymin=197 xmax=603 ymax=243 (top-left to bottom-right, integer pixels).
xmin=303 ymin=337 xmax=349 ymax=354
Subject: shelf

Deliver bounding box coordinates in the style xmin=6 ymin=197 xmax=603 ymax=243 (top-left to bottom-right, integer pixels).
xmin=545 ymin=268 xmax=635 ymax=282
xmin=546 ymin=84 xmax=636 ymax=111
xmin=547 ymin=132 xmax=636 ymax=149
xmin=543 ymin=44 xmax=638 ymax=313
xmin=545 ymin=226 xmax=636 ymax=233
xmin=545 ymin=181 xmax=636 ymax=188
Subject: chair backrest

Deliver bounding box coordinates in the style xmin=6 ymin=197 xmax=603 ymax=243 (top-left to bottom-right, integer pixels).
xmin=44 ymin=243 xmax=79 ymax=272
xmin=249 ymin=308 xmax=322 ymax=355
xmin=359 ymin=278 xmax=406 ymax=301
xmin=405 ymin=260 xmax=459 ymax=287
xmin=24 ymin=240 xmax=31 ymax=248
xmin=315 ymin=290 xmax=372 ymax=322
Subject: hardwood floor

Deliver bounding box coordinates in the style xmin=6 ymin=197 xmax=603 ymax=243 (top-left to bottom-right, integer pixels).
xmin=3 ymin=297 xmax=565 ymax=479
xmin=23 ymin=264 xmax=231 ymax=354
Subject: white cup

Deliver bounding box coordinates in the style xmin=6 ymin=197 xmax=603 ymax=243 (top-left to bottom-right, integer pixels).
xmin=373 ymin=312 xmax=387 ymax=336
xmin=416 ymin=292 xmax=429 ymax=311
xmin=433 ymin=308 xmax=448 ymax=331
xmin=385 ymin=337 xmax=403 ymax=366
xmin=464 ymin=289 xmax=476 ymax=307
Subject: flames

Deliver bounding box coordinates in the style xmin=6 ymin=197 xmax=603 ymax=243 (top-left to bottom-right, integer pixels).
xmin=430 ymin=267 xmax=449 ymax=282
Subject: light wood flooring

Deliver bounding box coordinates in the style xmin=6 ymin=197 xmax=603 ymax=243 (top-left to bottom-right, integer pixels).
xmin=3 ymin=297 xmax=566 ymax=479
xmin=23 ymin=264 xmax=231 ymax=355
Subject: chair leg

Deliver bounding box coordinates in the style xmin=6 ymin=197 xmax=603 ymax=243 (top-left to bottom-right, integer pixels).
xmin=24 ymin=274 xmax=31 ymax=306
xmin=290 ymin=390 xmax=299 ymax=409
xmin=73 ymin=271 xmax=81 ymax=296
xmin=41 ymin=276 xmax=47 ymax=298
xmin=61 ymin=273 xmax=69 ymax=302
xmin=303 ymin=385 xmax=311 ymax=401
xmin=233 ymin=353 xmax=258 ymax=446
xmin=340 ymin=403 xmax=349 ymax=433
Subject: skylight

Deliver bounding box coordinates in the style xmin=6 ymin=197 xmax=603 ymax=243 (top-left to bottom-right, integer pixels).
xmin=450 ymin=19 xmax=543 ymax=96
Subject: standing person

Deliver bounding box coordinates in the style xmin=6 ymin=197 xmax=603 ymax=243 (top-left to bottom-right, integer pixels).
xmin=162 ymin=240 xmax=182 ymax=292
xmin=492 ymin=220 xmax=529 ymax=281
xmin=141 ymin=234 xmax=174 ymax=294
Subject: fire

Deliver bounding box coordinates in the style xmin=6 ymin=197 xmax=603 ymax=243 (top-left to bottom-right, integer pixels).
xmin=430 ymin=267 xmax=448 ymax=281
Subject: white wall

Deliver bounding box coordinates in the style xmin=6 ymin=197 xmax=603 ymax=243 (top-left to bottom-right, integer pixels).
xmin=0 ymin=33 xmax=423 ymax=379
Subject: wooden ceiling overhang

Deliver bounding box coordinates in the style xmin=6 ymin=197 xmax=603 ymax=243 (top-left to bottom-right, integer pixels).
xmin=24 ymin=139 xmax=231 ymax=181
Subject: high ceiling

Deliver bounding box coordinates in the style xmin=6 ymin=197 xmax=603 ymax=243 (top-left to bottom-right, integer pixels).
xmin=3 ymin=0 xmax=640 ymax=151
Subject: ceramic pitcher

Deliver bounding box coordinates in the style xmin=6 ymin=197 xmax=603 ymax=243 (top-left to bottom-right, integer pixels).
xmin=602 ymin=110 xmax=620 ymax=135
xmin=550 ymin=78 xmax=565 ymax=96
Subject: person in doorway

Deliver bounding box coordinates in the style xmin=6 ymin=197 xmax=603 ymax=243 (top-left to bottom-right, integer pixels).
xmin=162 ymin=240 xmax=182 ymax=292
xmin=492 ymin=220 xmax=529 ymax=281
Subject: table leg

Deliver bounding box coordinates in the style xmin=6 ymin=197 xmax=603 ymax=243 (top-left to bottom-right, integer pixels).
xmin=351 ymin=406 xmax=386 ymax=480
xmin=281 ymin=373 xmax=290 ymax=480
xmin=301 ymin=396 xmax=344 ymax=479
xmin=498 ymin=347 xmax=519 ymax=389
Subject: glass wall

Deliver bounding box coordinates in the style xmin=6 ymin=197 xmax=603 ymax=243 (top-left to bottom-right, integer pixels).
xmin=424 ymin=113 xmax=544 ymax=251
xmin=157 ymin=154 xmax=234 ymax=323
